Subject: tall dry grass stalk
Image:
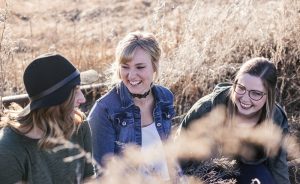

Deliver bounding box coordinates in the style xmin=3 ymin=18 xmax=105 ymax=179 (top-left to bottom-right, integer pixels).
xmin=79 ymin=106 xmax=298 ymax=184
xmin=1 ymin=102 xmax=299 ymax=183
xmin=157 ymin=0 xmax=300 ymax=118
xmin=0 ymin=0 xmax=7 ymax=110
xmin=1 ymin=0 xmax=299 ymax=121
xmin=1 ymin=0 xmax=300 ymax=182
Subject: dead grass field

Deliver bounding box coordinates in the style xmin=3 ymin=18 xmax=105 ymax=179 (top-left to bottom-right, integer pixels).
xmin=0 ymin=0 xmax=300 ymax=183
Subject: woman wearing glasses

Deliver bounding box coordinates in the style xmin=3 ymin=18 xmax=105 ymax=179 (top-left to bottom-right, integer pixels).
xmin=177 ymin=57 xmax=290 ymax=184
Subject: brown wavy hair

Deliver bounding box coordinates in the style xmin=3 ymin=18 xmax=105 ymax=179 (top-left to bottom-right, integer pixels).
xmin=10 ymin=87 xmax=85 ymax=149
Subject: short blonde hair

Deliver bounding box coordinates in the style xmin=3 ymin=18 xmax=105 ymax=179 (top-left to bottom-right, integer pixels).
xmin=114 ymin=31 xmax=161 ymax=81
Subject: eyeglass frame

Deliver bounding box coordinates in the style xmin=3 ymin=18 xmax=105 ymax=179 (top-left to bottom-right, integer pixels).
xmin=233 ymin=83 xmax=267 ymax=101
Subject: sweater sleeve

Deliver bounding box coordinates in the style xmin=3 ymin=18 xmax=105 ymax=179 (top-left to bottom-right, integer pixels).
xmin=0 ymin=149 xmax=24 ymax=183
xmin=79 ymin=121 xmax=96 ymax=179
xmin=268 ymin=148 xmax=290 ymax=184
xmin=179 ymin=94 xmax=213 ymax=130
xmin=268 ymin=107 xmax=291 ymax=184
xmin=175 ymin=95 xmax=214 ymax=171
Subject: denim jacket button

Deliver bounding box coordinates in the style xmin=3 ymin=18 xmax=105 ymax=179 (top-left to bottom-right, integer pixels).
xmin=122 ymin=121 xmax=127 ymax=126
xmin=167 ymin=114 xmax=171 ymax=118
xmin=156 ymin=123 xmax=162 ymax=127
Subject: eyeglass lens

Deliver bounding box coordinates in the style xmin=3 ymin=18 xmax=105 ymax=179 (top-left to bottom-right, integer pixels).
xmin=234 ymin=84 xmax=265 ymax=101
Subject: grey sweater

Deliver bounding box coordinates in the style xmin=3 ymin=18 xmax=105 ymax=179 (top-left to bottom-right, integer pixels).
xmin=0 ymin=121 xmax=95 ymax=184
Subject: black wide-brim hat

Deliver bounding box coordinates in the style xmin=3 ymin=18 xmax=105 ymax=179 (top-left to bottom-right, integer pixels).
xmin=19 ymin=53 xmax=80 ymax=117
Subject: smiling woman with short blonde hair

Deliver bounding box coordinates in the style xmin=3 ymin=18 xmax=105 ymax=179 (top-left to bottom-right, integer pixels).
xmin=88 ymin=31 xmax=182 ymax=181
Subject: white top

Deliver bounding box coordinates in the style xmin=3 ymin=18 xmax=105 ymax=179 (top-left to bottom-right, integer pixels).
xmin=141 ymin=123 xmax=170 ymax=181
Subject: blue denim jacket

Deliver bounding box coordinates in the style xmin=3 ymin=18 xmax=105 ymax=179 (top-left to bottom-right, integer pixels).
xmin=88 ymin=82 xmax=175 ymax=165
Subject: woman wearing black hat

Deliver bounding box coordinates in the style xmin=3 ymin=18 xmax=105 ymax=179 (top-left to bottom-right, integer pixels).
xmin=0 ymin=53 xmax=95 ymax=183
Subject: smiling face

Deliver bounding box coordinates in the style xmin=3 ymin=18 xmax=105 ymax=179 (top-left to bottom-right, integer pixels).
xmin=234 ymin=73 xmax=267 ymax=118
xmin=119 ymin=47 xmax=155 ymax=95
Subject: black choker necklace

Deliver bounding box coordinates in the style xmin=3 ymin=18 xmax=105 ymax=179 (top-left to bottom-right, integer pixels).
xmin=130 ymin=89 xmax=151 ymax=98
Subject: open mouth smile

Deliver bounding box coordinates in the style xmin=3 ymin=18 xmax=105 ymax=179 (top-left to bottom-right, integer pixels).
xmin=129 ymin=81 xmax=142 ymax=86
xmin=240 ymin=101 xmax=252 ymax=109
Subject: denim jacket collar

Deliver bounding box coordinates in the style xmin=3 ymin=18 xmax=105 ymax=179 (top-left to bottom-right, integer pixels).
xmin=118 ymin=82 xmax=170 ymax=109
xmin=117 ymin=82 xmax=134 ymax=109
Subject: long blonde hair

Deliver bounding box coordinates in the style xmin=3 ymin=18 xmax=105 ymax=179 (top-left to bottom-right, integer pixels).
xmin=9 ymin=87 xmax=85 ymax=149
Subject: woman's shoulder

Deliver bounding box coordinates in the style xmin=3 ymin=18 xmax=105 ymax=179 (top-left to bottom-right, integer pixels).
xmin=152 ymin=84 xmax=174 ymax=99
xmin=180 ymin=83 xmax=230 ymax=127
xmin=193 ymin=83 xmax=230 ymax=107
xmin=73 ymin=121 xmax=91 ymax=143
xmin=93 ymin=85 xmax=120 ymax=107
xmin=78 ymin=120 xmax=89 ymax=131
xmin=274 ymin=103 xmax=287 ymax=118
xmin=0 ymin=129 xmax=26 ymax=183
xmin=77 ymin=120 xmax=90 ymax=134
xmin=99 ymin=85 xmax=119 ymax=100
xmin=0 ymin=127 xmax=20 ymax=144
xmin=273 ymin=103 xmax=289 ymax=132
xmin=0 ymin=127 xmax=29 ymax=156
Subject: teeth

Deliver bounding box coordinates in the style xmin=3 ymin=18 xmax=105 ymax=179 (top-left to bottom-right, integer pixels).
xmin=129 ymin=81 xmax=141 ymax=86
xmin=240 ymin=102 xmax=251 ymax=108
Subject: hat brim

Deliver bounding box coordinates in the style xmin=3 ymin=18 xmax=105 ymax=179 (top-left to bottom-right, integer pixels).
xmin=18 ymin=76 xmax=80 ymax=117
xmin=18 ymin=104 xmax=31 ymax=117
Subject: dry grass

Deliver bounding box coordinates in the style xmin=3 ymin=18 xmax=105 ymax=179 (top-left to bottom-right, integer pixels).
xmin=1 ymin=0 xmax=300 ymax=183
xmin=67 ymin=106 xmax=299 ymax=184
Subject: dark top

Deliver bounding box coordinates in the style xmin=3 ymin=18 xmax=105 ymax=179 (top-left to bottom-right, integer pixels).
xmin=178 ymin=83 xmax=290 ymax=184
xmin=0 ymin=121 xmax=95 ymax=184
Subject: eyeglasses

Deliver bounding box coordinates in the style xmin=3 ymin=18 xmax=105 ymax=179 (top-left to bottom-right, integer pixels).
xmin=234 ymin=83 xmax=266 ymax=101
